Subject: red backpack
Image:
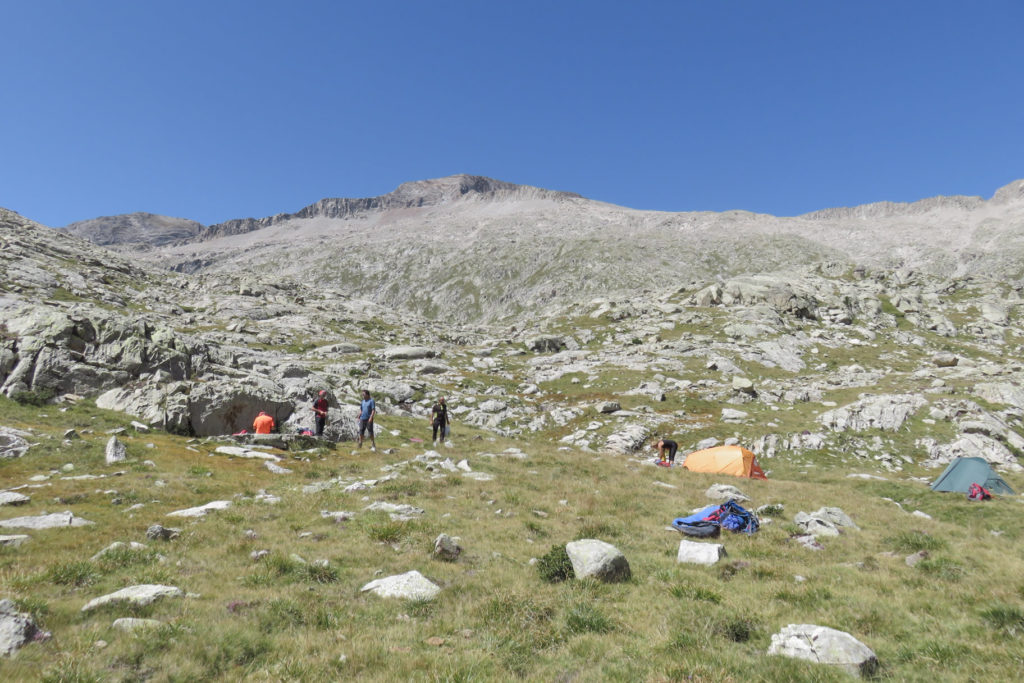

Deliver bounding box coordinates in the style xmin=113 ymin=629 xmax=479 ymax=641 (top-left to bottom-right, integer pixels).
xmin=967 ymin=483 xmax=992 ymax=501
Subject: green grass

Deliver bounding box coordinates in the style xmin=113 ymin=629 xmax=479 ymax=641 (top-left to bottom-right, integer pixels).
xmin=3 ymin=287 xmax=1024 ymax=681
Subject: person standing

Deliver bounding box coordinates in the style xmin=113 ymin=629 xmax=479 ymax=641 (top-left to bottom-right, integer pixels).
xmin=430 ymin=396 xmax=449 ymax=446
xmin=358 ymin=389 xmax=376 ymax=451
xmin=312 ymin=390 xmax=329 ymax=436
xmin=253 ymin=411 xmax=275 ymax=434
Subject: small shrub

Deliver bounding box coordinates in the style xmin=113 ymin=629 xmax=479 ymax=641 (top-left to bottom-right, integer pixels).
xmin=11 ymin=388 xmax=56 ymax=406
xmin=259 ymin=598 xmax=307 ymax=632
xmin=669 ymin=584 xmax=722 ymax=603
xmin=917 ymin=557 xmax=965 ymax=582
xmin=13 ymin=596 xmax=50 ymax=620
xmin=187 ymin=465 xmax=212 ymax=477
xmin=45 ymin=561 xmax=97 ymax=587
xmin=363 ymin=518 xmax=408 ymax=544
xmin=41 ymin=659 xmax=104 ymax=683
xmin=94 ymin=546 xmax=159 ymax=572
xmin=524 ymin=520 xmax=548 ymax=538
xmin=536 ymin=544 xmax=575 ymax=583
xmin=980 ymin=605 xmax=1024 ymax=636
xmin=885 ymin=530 xmax=946 ymax=553
xmin=198 ymin=629 xmax=272 ymax=676
xmin=301 ymin=562 xmax=339 ymax=584
xmin=565 ymin=602 xmax=613 ymax=634
xmin=717 ymin=616 xmax=755 ymax=643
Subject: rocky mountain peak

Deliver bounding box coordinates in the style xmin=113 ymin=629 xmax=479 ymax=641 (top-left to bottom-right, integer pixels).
xmin=63 ymin=212 xmax=205 ymax=249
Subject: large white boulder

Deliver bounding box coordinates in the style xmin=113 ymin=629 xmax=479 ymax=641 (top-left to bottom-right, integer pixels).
xmin=360 ymin=570 xmax=441 ymax=600
xmin=768 ymin=624 xmax=879 ymax=677
xmin=565 ymin=539 xmax=631 ymax=582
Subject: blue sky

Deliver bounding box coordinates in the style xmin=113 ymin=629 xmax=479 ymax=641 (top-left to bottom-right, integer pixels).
xmin=2 ymin=1 xmax=1022 ymax=227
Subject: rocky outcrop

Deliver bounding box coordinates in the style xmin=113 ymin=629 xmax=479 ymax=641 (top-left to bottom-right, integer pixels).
xmin=819 ymin=394 xmax=927 ymax=432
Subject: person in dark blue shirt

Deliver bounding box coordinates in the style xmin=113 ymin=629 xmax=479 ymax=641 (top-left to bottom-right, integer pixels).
xmin=358 ymin=389 xmax=376 ymax=451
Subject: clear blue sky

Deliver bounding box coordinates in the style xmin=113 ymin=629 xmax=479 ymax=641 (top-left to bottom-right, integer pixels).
xmin=2 ymin=1 xmax=1022 ymax=227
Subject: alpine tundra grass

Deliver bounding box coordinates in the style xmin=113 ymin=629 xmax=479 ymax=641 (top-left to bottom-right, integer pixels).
xmin=2 ymin=396 xmax=1024 ymax=681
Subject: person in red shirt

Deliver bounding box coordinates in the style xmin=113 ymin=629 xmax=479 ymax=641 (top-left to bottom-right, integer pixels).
xmin=312 ymin=390 xmax=329 ymax=436
xmin=253 ymin=411 xmax=275 ymax=434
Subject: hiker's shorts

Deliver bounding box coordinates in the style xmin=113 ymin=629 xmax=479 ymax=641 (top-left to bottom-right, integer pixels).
xmin=359 ymin=418 xmax=374 ymax=437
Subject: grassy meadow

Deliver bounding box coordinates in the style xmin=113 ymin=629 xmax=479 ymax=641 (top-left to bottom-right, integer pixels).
xmin=2 ymin=395 xmax=1024 ymax=682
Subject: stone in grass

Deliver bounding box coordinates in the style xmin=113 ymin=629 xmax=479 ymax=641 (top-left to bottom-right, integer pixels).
xmin=113 ymin=618 xmax=163 ymax=631
xmin=433 ymin=534 xmax=462 ymax=561
xmin=565 ymin=539 xmax=631 ymax=582
xmin=91 ymin=541 xmax=148 ymax=561
xmin=146 ymin=524 xmax=181 ymax=541
xmin=0 ymin=511 xmax=94 ymax=529
xmin=81 ymin=585 xmax=183 ymax=612
xmin=677 ymin=539 xmax=727 ymax=566
xmin=166 ymin=500 xmax=231 ymax=518
xmin=705 ymin=484 xmax=750 ymax=502
xmin=767 ymin=624 xmax=879 ymax=677
xmin=0 ymin=535 xmax=30 ymax=548
xmin=360 ymin=570 xmax=441 ymax=601
xmin=0 ymin=491 xmax=30 ymax=506
xmin=105 ymin=436 xmax=127 ymax=465
xmin=0 ymin=598 xmax=39 ymax=656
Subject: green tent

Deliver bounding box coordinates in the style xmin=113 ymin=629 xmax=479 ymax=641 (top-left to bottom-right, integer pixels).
xmin=930 ymin=457 xmax=1015 ymax=495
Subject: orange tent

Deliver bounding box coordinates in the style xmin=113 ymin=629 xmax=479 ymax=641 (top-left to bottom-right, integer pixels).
xmin=682 ymin=445 xmax=767 ymax=479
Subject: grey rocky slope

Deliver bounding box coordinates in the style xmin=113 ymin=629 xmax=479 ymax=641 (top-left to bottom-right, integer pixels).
xmin=3 ymin=203 xmax=1024 ymax=475
xmin=64 ymin=212 xmax=203 ymax=250
xmin=58 ymin=175 xmax=1024 ymax=323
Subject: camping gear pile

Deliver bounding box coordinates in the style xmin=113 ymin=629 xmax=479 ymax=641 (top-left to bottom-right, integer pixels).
xmin=672 ymin=500 xmax=760 ymax=537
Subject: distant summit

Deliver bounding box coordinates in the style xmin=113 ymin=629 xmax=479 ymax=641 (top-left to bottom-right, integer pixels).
xmin=189 ymin=175 xmax=582 ymax=244
xmin=64 ymin=212 xmax=203 ymax=250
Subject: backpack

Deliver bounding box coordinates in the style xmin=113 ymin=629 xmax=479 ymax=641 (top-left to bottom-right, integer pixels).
xmin=967 ymin=483 xmax=992 ymax=501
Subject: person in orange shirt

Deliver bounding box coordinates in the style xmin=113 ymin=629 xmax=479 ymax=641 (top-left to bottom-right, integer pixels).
xmin=253 ymin=411 xmax=275 ymax=434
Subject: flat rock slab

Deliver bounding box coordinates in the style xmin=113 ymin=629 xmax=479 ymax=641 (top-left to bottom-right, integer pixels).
xmin=677 ymin=539 xmax=727 ymax=565
xmin=0 ymin=598 xmax=39 ymax=656
xmin=361 ymin=570 xmax=441 ymax=601
xmin=82 ymin=585 xmax=183 ymax=612
xmin=364 ymin=502 xmax=424 ymax=519
xmin=166 ymin=500 xmax=232 ymax=518
xmin=0 ymin=511 xmax=94 ymax=529
xmin=566 ymin=539 xmax=631 ymax=582
xmin=0 ymin=535 xmax=30 ymax=547
xmin=705 ymin=484 xmax=750 ymax=502
xmin=214 ymin=445 xmax=280 ymax=461
xmin=113 ymin=618 xmax=164 ymax=631
xmin=0 ymin=491 xmax=31 ymax=506
xmin=768 ymin=623 xmax=879 ymax=677
xmin=461 ymin=471 xmax=495 ymax=481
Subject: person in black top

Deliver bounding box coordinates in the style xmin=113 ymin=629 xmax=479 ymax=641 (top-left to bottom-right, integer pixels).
xmin=653 ymin=437 xmax=678 ymax=466
xmin=430 ymin=397 xmax=449 ymax=445
xmin=312 ymin=390 xmax=329 ymax=436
